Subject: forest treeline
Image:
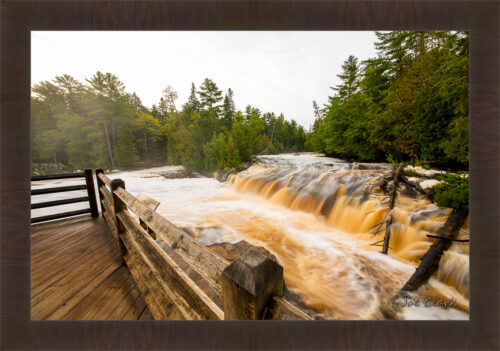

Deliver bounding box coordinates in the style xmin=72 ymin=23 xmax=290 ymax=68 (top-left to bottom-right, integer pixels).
xmin=306 ymin=31 xmax=469 ymax=170
xmin=32 ymin=31 xmax=468 ymax=174
xmin=32 ymin=75 xmax=306 ymax=173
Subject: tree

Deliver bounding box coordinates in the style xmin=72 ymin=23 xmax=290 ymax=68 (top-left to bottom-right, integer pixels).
xmin=332 ymin=55 xmax=360 ymax=101
xmin=158 ymin=85 xmax=178 ymax=116
xmin=85 ymin=71 xmax=134 ymax=168
xmin=31 ymin=74 xmax=309 ymax=174
xmin=114 ymin=126 xmax=139 ymax=167
xmin=222 ymin=88 xmax=236 ymax=130
xmin=198 ymin=78 xmax=223 ymax=111
xmin=136 ymin=112 xmax=163 ymax=162
xmin=128 ymin=92 xmax=145 ymax=112
xmin=312 ymin=100 xmax=323 ymax=121
xmin=182 ymin=82 xmax=201 ymax=117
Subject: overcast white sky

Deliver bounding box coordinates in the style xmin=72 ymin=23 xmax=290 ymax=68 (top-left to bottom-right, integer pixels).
xmin=31 ymin=31 xmax=378 ymax=129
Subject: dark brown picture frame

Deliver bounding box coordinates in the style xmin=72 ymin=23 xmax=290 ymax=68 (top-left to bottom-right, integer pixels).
xmin=1 ymin=1 xmax=498 ymax=349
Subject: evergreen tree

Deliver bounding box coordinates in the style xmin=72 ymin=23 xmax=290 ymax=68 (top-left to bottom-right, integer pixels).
xmin=222 ymin=88 xmax=236 ymax=130
xmin=332 ymin=55 xmax=360 ymax=101
xmin=198 ymin=78 xmax=223 ymax=111
xmin=182 ymin=82 xmax=201 ymax=117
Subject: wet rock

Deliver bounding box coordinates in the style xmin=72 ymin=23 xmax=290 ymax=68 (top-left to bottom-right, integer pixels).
xmin=212 ymin=170 xmax=230 ymax=182
xmin=419 ymin=179 xmax=441 ymax=189
xmin=160 ymin=169 xmax=205 ymax=179
xmin=404 ymin=165 xmax=446 ymax=178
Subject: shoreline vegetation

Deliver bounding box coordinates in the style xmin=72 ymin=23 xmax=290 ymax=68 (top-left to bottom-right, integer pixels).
xmin=31 ymin=75 xmax=306 ymax=178
xmin=305 ymin=31 xmax=468 ymax=173
xmin=32 ymin=31 xmax=468 ymax=210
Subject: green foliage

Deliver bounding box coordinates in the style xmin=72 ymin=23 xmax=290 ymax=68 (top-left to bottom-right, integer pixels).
xmin=307 ymin=31 xmax=469 ymax=170
xmin=32 ymin=73 xmax=310 ymax=174
xmin=433 ymin=174 xmax=469 ymax=211
xmin=198 ymin=78 xmax=223 ymax=111
xmin=332 ymin=55 xmax=360 ymax=100
xmin=114 ymin=128 xmax=139 ymax=167
xmin=441 ymin=116 xmax=469 ymax=165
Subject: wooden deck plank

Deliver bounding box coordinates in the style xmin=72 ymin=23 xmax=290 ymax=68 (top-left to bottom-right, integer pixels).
xmin=31 ymin=239 xmax=117 ymax=300
xmin=61 ymin=266 xmax=133 ymax=320
xmin=46 ymin=261 xmax=122 ymax=320
xmin=119 ymin=288 xmax=149 ymax=320
xmin=31 ymin=216 xmax=145 ymax=320
xmin=31 ymin=249 xmax=123 ymax=319
xmin=31 ymin=235 xmax=112 ymax=287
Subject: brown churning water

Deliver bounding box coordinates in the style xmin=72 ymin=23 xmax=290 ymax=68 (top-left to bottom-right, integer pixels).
xmin=222 ymin=157 xmax=469 ymax=319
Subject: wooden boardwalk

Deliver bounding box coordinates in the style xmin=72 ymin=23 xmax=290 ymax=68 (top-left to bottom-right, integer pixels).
xmin=31 ymin=215 xmax=153 ymax=320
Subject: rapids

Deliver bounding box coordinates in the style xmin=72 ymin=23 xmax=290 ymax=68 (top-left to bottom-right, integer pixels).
xmin=31 ymin=154 xmax=469 ymax=320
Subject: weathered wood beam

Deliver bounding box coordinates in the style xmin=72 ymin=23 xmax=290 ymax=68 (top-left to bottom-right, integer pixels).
xmin=110 ymin=179 xmax=127 ymax=260
xmin=101 ymin=199 xmax=114 ymax=222
xmin=113 ymin=186 xmax=230 ymax=296
xmin=99 ymin=185 xmax=113 ymax=210
xmin=31 ymin=196 xmax=89 ymax=209
xmin=31 ymin=208 xmax=91 ymax=224
xmin=31 ymin=172 xmax=85 ymax=181
xmin=222 ymin=247 xmax=283 ymax=320
xmin=97 ymin=171 xmax=112 ymax=187
xmin=31 ymin=184 xmax=87 ymax=195
xmin=84 ymin=169 xmax=99 ymax=218
xmin=118 ymin=210 xmax=223 ymax=320
xmin=95 ymin=168 xmax=106 ymax=217
xmin=123 ymin=251 xmax=183 ymax=320
xmin=266 ymin=296 xmax=313 ymax=320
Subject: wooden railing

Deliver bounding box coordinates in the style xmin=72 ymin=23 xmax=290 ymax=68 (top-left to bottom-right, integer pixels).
xmin=31 ymin=169 xmax=99 ymax=224
xmin=96 ymin=169 xmax=312 ymax=320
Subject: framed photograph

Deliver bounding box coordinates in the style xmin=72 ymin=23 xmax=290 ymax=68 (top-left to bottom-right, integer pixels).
xmin=1 ymin=1 xmax=498 ymax=350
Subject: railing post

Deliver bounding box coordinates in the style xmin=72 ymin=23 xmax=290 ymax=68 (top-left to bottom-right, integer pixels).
xmin=222 ymin=247 xmax=283 ymax=320
xmin=95 ymin=168 xmax=105 ymax=217
xmin=111 ymin=178 xmax=127 ymax=259
xmin=84 ymin=169 xmax=98 ymax=218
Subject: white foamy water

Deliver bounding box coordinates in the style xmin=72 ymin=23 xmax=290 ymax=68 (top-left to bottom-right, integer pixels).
xmin=31 ymin=154 xmax=469 ymax=320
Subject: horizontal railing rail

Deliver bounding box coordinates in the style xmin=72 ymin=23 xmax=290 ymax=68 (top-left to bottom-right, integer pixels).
xmin=31 ymin=196 xmax=89 ymax=209
xmin=31 ymin=169 xmax=98 ymax=223
xmin=96 ymin=169 xmax=312 ymax=321
xmin=31 ymin=184 xmax=88 ymax=195
xmin=31 ymin=172 xmax=85 ymax=181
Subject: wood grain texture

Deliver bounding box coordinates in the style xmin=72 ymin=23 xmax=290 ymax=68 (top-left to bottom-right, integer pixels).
xmin=30 ymin=216 xmax=149 ymax=321
xmin=117 ymin=210 xmax=224 ymax=320
xmin=222 ymin=248 xmax=283 ymax=320
xmin=266 ymin=297 xmax=313 ymax=321
xmin=0 ymin=0 xmax=498 ymax=350
xmin=114 ymin=186 xmax=230 ymax=295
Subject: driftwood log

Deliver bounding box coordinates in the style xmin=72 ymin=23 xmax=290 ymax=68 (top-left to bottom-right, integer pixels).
xmin=400 ymin=209 xmax=468 ymax=292
xmin=381 ymin=166 xmax=403 ymax=254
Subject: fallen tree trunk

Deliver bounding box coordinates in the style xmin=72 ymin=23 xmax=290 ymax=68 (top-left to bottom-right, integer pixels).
xmin=400 ymin=209 xmax=468 ymax=292
xmin=381 ymin=166 xmax=403 ymax=254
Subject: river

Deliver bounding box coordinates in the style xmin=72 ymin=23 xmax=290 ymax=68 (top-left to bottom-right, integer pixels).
xmin=31 ymin=154 xmax=469 ymax=320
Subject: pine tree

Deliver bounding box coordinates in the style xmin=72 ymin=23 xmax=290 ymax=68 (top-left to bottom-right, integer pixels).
xmin=198 ymin=78 xmax=223 ymax=111
xmin=222 ymin=88 xmax=236 ymax=130
xmin=182 ymin=82 xmax=201 ymax=117
xmin=332 ymin=55 xmax=360 ymax=101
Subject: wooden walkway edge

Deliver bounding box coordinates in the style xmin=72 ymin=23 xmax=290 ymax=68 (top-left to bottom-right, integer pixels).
xmin=31 ymin=215 xmax=152 ymax=320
